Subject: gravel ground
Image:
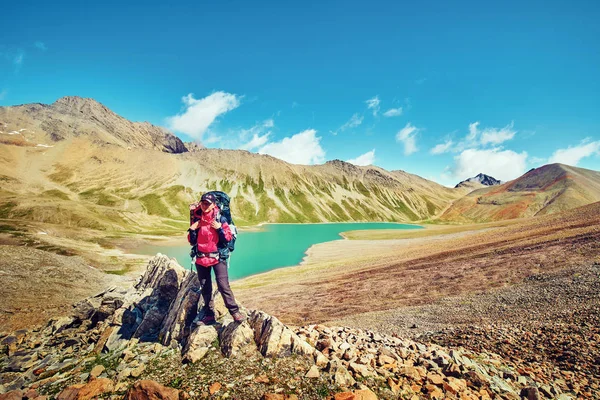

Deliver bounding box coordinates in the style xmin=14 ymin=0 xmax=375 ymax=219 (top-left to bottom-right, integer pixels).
xmin=328 ymin=261 xmax=600 ymax=397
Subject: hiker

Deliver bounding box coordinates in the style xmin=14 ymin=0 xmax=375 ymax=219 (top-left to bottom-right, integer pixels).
xmin=188 ymin=192 xmax=245 ymax=325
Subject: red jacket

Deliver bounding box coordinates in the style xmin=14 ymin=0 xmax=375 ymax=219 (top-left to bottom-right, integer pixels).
xmin=187 ymin=206 xmax=233 ymax=267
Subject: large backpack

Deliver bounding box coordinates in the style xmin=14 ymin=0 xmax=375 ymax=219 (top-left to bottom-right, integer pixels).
xmin=190 ymin=191 xmax=237 ymax=253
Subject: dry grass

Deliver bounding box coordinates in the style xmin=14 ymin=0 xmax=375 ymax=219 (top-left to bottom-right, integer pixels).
xmin=232 ymin=202 xmax=600 ymax=325
xmin=341 ymin=219 xmax=519 ymax=240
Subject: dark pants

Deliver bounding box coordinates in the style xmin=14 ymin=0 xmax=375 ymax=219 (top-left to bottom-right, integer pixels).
xmin=196 ymin=261 xmax=239 ymax=315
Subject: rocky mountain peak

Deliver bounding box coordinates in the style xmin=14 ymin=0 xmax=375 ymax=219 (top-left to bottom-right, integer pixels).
xmin=0 ymin=96 xmax=188 ymax=154
xmin=51 ymin=96 xmax=112 ymax=116
xmin=455 ymin=173 xmax=501 ymax=188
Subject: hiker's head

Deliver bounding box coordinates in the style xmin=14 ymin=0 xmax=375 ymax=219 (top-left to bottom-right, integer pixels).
xmin=200 ymin=193 xmax=217 ymax=213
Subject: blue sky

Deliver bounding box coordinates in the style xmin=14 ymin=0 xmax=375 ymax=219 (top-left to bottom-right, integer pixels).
xmin=1 ymin=0 xmax=599 ymax=186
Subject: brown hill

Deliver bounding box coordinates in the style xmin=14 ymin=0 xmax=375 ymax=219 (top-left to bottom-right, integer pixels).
xmin=0 ymin=96 xmax=186 ymax=153
xmin=439 ymin=163 xmax=600 ymax=222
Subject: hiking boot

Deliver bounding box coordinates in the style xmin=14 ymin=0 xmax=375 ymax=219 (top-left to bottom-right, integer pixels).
xmin=192 ymin=313 xmax=216 ymax=326
xmin=231 ymin=311 xmax=246 ymax=323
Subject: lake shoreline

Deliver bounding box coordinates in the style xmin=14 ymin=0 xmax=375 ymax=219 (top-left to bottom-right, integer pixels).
xmin=128 ymin=222 xmax=423 ymax=281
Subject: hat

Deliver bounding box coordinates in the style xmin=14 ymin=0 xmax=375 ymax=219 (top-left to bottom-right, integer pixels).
xmin=201 ymin=193 xmax=217 ymax=204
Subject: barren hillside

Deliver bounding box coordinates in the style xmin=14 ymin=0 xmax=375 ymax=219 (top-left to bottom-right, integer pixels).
xmin=440 ymin=163 xmax=600 ymax=222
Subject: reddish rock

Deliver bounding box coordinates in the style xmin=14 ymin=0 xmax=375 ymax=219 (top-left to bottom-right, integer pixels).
xmin=353 ymin=389 xmax=378 ymax=400
xmin=56 ymin=384 xmax=85 ymax=400
xmin=333 ymin=390 xmax=377 ymax=400
xmin=208 ymin=383 xmax=221 ymax=395
xmin=427 ymin=372 xmax=445 ymax=386
xmin=424 ymin=384 xmax=444 ymax=400
xmin=125 ymin=380 xmax=180 ymax=400
xmin=254 ymin=374 xmax=270 ymax=383
xmin=0 ymin=390 xmax=24 ymax=400
xmin=333 ymin=393 xmax=355 ymax=400
xmin=262 ymin=395 xmax=298 ymax=400
xmin=77 ymin=378 xmax=114 ymax=400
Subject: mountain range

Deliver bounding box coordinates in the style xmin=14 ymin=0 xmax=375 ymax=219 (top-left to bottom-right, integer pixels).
xmin=1 ymin=96 xmax=599 ymax=231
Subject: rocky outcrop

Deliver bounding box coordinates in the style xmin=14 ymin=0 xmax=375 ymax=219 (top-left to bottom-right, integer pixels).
xmin=0 ymin=254 xmax=582 ymax=399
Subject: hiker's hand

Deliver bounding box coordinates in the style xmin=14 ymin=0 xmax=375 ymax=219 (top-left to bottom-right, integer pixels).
xmin=211 ymin=221 xmax=222 ymax=230
xmin=190 ymin=221 xmax=199 ymax=230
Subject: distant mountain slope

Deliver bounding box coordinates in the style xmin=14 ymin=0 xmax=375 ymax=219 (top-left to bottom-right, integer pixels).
xmin=0 ymin=96 xmax=186 ymax=153
xmin=0 ymin=97 xmax=470 ymax=230
xmin=441 ymin=163 xmax=600 ymax=222
xmin=455 ymin=173 xmax=501 ymax=189
xmin=0 ymin=138 xmax=467 ymax=230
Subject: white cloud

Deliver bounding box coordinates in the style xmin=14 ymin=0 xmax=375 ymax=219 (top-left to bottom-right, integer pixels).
xmin=430 ymin=140 xmax=454 ymax=155
xmin=0 ymin=89 xmax=7 ymax=100
xmin=333 ymin=113 xmax=363 ymax=135
xmin=263 ymin=119 xmax=274 ymax=128
xmin=347 ymin=149 xmax=376 ymax=166
xmin=383 ymin=107 xmax=403 ymax=117
xmin=166 ymin=91 xmax=240 ymax=141
xmin=258 ymin=129 xmax=325 ymax=165
xmin=395 ymin=123 xmax=419 ymax=155
xmin=466 ymin=122 xmax=480 ymax=142
xmin=34 ymin=41 xmax=47 ymax=51
xmin=453 ymin=148 xmax=528 ymax=182
xmin=240 ymin=132 xmax=271 ymax=151
xmin=365 ymin=96 xmax=380 ymax=116
xmin=548 ymin=140 xmax=600 ymax=166
xmin=480 ymin=123 xmax=516 ymax=145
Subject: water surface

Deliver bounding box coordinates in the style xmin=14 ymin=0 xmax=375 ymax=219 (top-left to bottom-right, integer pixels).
xmin=137 ymin=223 xmax=422 ymax=281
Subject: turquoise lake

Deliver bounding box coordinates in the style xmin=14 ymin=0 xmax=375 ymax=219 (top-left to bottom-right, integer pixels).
xmin=137 ymin=223 xmax=422 ymax=281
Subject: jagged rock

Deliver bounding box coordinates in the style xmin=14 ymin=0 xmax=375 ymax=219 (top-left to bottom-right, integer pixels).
xmin=49 ymin=317 xmax=76 ymax=335
xmin=104 ymin=255 xmax=186 ymax=350
xmin=56 ymin=378 xmax=113 ymax=400
xmin=159 ymin=273 xmax=200 ymax=347
xmin=182 ymin=326 xmax=218 ymax=363
xmin=76 ymin=378 xmax=114 ymax=400
xmin=125 ymin=380 xmax=180 ymax=400
xmin=329 ymin=359 xmax=356 ymax=388
xmin=6 ymin=351 xmax=38 ymax=372
xmin=248 ymin=311 xmax=315 ymax=358
xmin=305 ymin=365 xmax=320 ymax=378
xmin=56 ymin=385 xmax=85 ymax=400
xmin=219 ymin=320 xmax=256 ymax=357
xmin=71 ymin=298 xmax=101 ymax=324
xmin=348 ymin=362 xmax=372 ymax=378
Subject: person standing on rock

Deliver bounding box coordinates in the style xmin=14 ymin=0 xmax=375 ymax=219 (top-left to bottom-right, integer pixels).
xmin=188 ymin=192 xmax=245 ymax=325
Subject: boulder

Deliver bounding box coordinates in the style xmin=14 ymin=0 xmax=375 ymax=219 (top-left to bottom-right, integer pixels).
xmin=125 ymin=380 xmax=180 ymax=400
xmin=182 ymin=326 xmax=218 ymax=363
xmin=219 ymin=320 xmax=256 ymax=357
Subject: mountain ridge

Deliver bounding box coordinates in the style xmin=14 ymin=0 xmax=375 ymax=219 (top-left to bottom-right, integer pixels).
xmin=0 ymin=96 xmax=187 ymax=154
xmin=2 ymin=97 xmax=600 ymax=230
xmin=441 ymin=163 xmax=600 ymax=222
